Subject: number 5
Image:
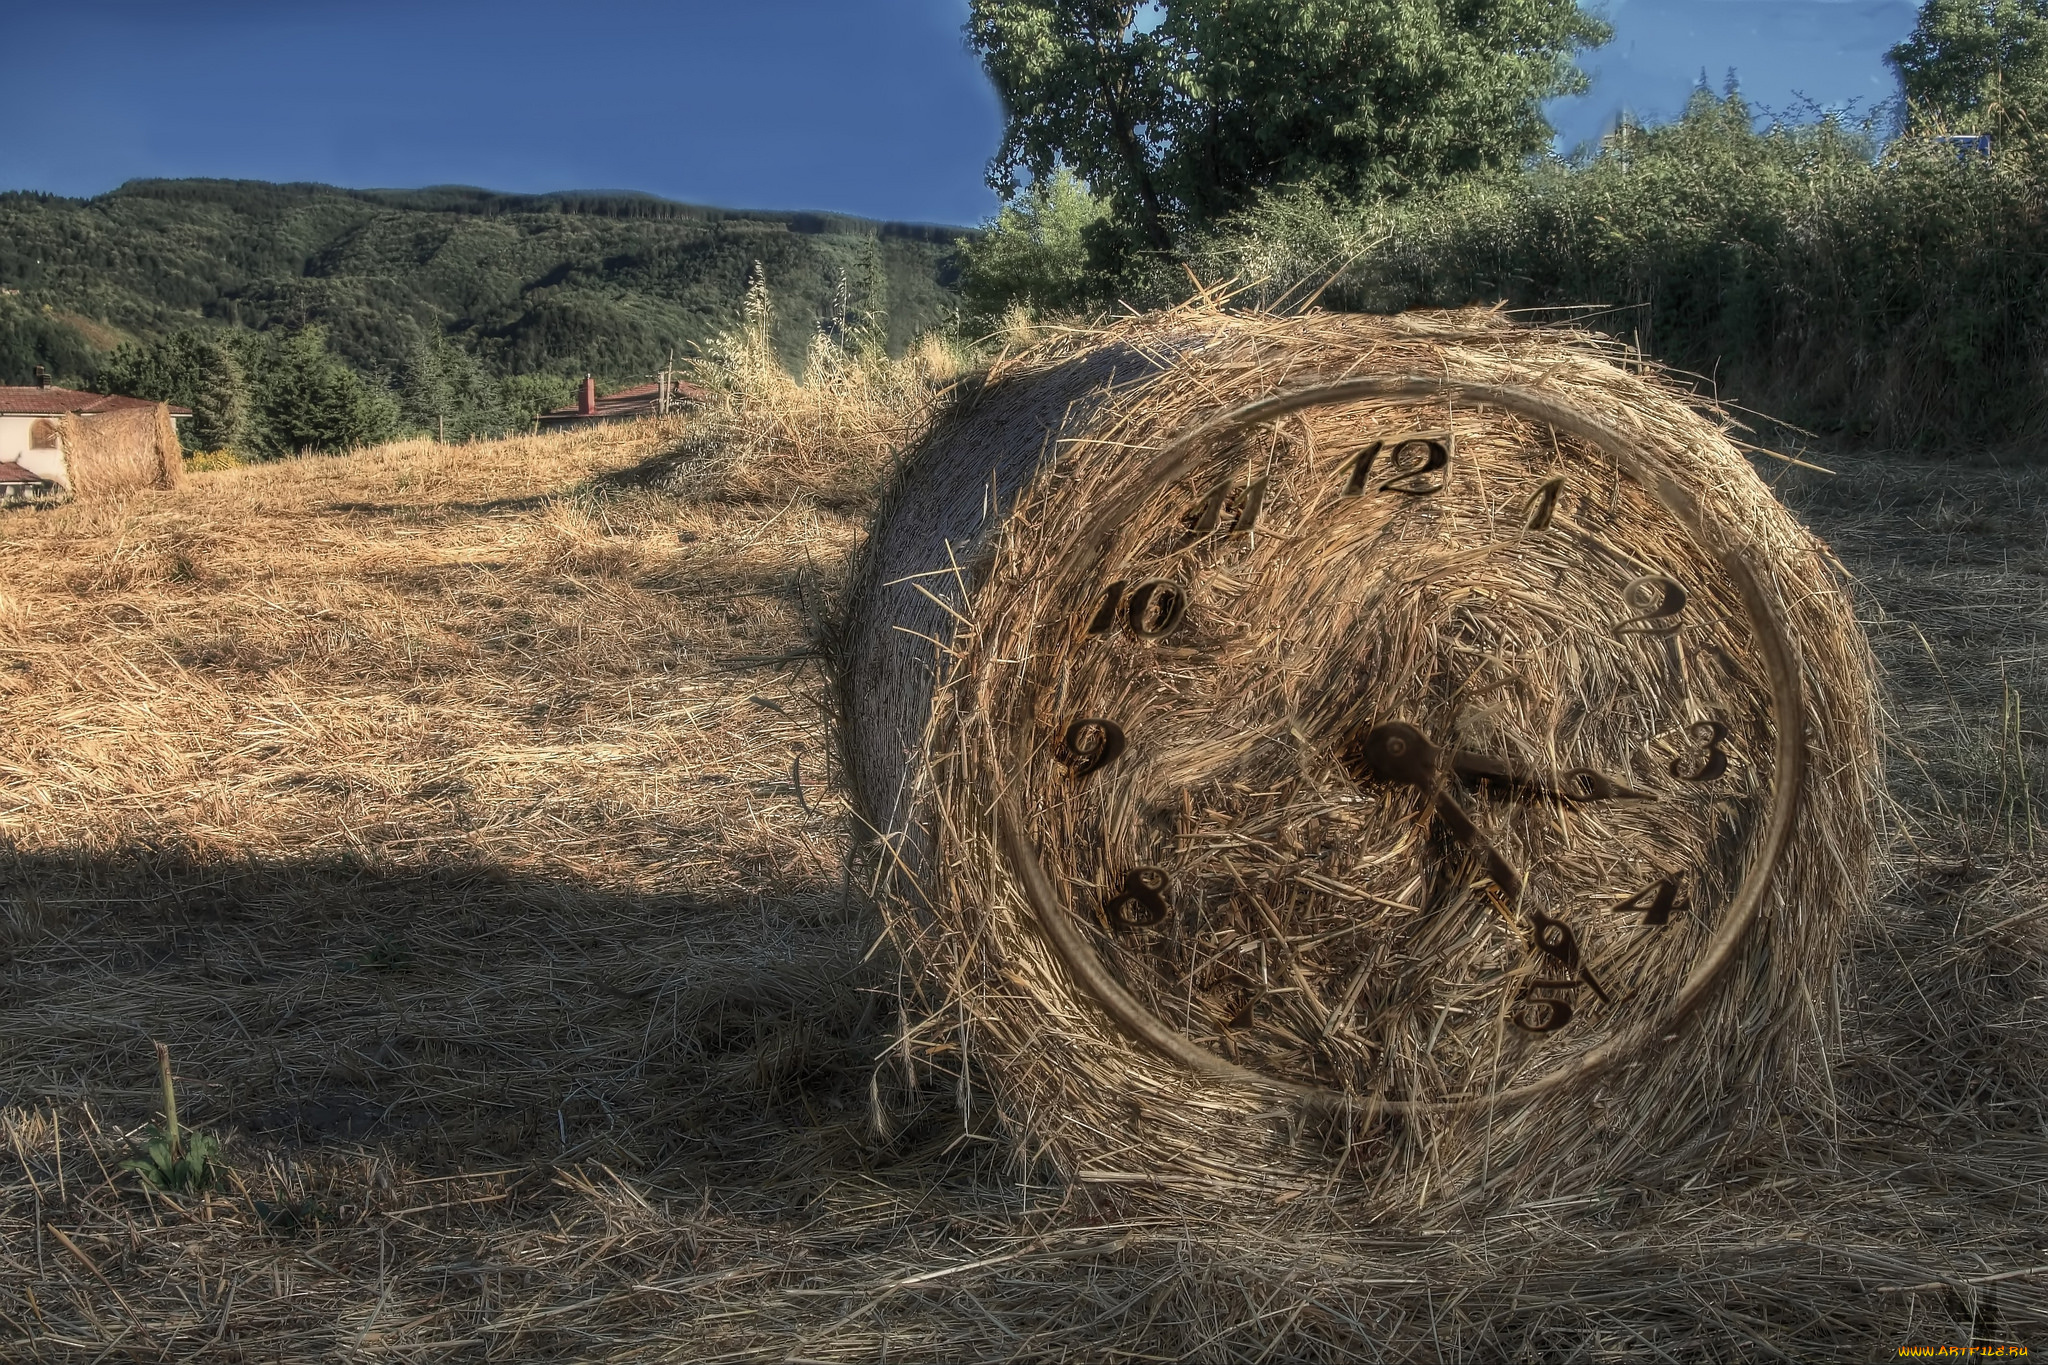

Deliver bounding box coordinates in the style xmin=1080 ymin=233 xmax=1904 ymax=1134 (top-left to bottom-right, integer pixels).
xmin=1512 ymin=980 xmax=1576 ymax=1032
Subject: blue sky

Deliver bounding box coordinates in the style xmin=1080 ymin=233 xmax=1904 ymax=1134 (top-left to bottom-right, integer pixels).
xmin=0 ymin=1 xmax=1922 ymax=227
xmin=1550 ymin=0 xmax=1921 ymax=150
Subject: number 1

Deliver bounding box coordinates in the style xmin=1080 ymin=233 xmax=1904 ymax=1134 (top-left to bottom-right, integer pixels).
xmin=1187 ymin=478 xmax=1268 ymax=539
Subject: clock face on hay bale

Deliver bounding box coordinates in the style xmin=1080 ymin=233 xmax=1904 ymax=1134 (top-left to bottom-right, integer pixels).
xmin=960 ymin=377 xmax=1806 ymax=1114
xmin=841 ymin=311 xmax=1875 ymax=1199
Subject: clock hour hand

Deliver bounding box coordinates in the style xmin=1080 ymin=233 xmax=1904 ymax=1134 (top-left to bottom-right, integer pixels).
xmin=1450 ymin=750 xmax=1649 ymax=803
xmin=1349 ymin=721 xmax=1524 ymax=901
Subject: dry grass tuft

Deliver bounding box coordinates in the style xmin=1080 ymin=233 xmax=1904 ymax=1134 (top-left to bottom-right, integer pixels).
xmin=0 ymin=332 xmax=2039 ymax=1361
xmin=665 ymin=323 xmax=971 ymax=511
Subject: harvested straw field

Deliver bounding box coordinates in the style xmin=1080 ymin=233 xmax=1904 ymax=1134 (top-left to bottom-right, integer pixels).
xmin=0 ymin=317 xmax=2042 ymax=1360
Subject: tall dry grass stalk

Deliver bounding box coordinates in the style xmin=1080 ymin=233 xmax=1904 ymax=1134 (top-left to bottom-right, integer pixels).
xmin=670 ymin=273 xmax=973 ymax=509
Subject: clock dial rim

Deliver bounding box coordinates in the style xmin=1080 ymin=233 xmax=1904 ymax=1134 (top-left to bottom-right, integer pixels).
xmin=986 ymin=375 xmax=1810 ymax=1116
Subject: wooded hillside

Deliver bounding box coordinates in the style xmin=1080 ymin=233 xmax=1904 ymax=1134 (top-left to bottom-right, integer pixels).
xmin=0 ymin=179 xmax=967 ymax=389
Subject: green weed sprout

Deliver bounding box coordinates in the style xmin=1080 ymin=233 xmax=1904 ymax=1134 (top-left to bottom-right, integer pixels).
xmin=124 ymin=1041 xmax=219 ymax=1193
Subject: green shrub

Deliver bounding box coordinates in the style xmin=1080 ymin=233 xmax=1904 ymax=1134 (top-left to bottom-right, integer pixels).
xmin=123 ymin=1042 xmax=220 ymax=1194
xmin=1192 ymin=92 xmax=2048 ymax=448
xmin=500 ymin=372 xmax=577 ymax=427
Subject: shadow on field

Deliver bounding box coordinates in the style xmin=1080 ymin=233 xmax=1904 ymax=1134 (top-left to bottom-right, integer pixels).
xmin=0 ymin=848 xmax=960 ymax=1193
xmin=317 ymin=495 xmax=559 ymax=519
xmin=587 ymin=444 xmax=701 ymax=493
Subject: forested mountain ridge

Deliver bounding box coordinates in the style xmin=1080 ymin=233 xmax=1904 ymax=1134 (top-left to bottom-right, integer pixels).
xmin=0 ymin=178 xmax=969 ymax=389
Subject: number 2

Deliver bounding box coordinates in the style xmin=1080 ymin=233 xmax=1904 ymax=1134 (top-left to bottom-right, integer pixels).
xmin=1617 ymin=573 xmax=1687 ymax=635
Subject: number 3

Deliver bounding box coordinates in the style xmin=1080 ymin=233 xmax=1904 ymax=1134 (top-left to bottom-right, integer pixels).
xmin=1671 ymin=720 xmax=1731 ymax=781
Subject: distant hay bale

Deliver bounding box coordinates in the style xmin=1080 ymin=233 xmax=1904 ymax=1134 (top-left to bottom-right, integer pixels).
xmin=839 ymin=306 xmax=1879 ymax=1211
xmin=61 ymin=401 xmax=184 ymax=497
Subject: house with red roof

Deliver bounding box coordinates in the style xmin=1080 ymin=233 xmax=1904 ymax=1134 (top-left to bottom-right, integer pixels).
xmin=0 ymin=368 xmax=189 ymax=498
xmin=0 ymin=461 xmax=47 ymax=502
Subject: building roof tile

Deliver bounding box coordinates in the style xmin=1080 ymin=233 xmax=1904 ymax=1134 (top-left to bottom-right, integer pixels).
xmin=538 ymin=379 xmax=708 ymax=422
xmin=0 ymin=386 xmax=191 ymax=417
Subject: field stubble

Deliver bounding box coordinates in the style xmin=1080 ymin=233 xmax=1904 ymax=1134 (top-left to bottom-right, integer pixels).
xmin=0 ymin=357 xmax=2041 ymax=1361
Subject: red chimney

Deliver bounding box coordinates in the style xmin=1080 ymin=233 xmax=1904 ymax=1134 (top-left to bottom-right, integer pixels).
xmin=578 ymin=375 xmax=596 ymax=416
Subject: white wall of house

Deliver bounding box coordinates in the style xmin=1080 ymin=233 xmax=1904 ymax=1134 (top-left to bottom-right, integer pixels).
xmin=0 ymin=413 xmax=69 ymax=487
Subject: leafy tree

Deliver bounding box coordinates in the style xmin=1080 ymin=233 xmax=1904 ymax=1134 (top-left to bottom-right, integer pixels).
xmin=1890 ymin=0 xmax=2048 ymax=141
xmin=98 ymin=335 xmax=197 ymax=407
xmin=253 ymin=326 xmax=398 ymax=456
xmin=967 ymin=0 xmax=1609 ymax=252
xmin=968 ymin=2 xmax=1177 ymax=250
xmin=958 ymin=168 xmax=1112 ymax=321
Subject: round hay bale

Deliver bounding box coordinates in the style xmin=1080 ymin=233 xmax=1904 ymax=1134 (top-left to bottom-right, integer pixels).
xmin=840 ymin=306 xmax=1878 ymax=1208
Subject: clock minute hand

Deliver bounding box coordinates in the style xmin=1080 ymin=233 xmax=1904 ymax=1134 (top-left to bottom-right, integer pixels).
xmin=1352 ymin=721 xmax=1524 ymax=901
xmin=1450 ymin=750 xmax=1648 ymax=803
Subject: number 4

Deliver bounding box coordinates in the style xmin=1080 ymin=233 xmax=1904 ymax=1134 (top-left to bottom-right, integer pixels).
xmin=1612 ymin=876 xmax=1680 ymax=926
